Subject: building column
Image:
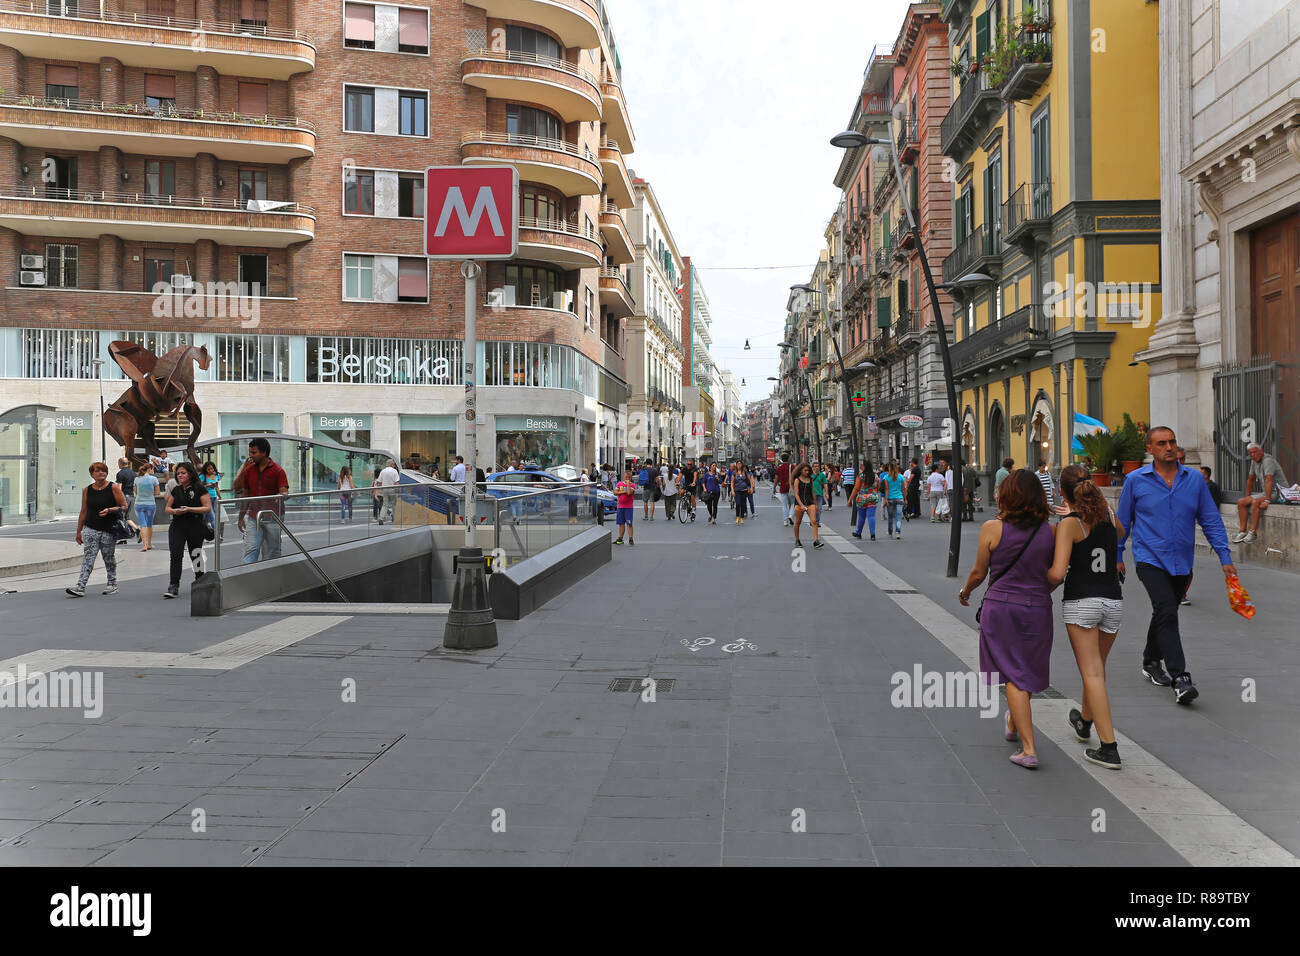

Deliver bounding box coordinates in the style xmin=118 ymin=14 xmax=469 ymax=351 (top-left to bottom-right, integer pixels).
xmin=97 ymin=145 xmax=121 ymax=196
xmin=195 ymin=152 xmax=217 ymax=198
xmin=1141 ymin=0 xmax=1201 ymax=446
xmin=1051 ymin=362 xmax=1062 ymax=469
xmin=1065 ymin=358 xmax=1077 ymax=468
xmin=98 ymin=57 xmax=123 ymax=103
xmin=1002 ymin=376 xmax=1013 ymax=468
xmin=195 ymin=239 xmax=217 ymax=285
xmin=196 ymin=66 xmax=219 ymax=114
xmin=0 ymin=44 xmax=22 ymax=92
xmin=97 ymin=234 xmax=122 ymax=291
xmin=1022 ymin=372 xmax=1033 ymax=465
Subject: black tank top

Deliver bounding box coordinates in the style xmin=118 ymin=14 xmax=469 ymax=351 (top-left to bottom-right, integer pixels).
xmin=795 ymin=477 xmax=815 ymax=505
xmin=84 ymin=483 xmax=118 ymax=532
xmin=1062 ymin=512 xmax=1122 ymax=601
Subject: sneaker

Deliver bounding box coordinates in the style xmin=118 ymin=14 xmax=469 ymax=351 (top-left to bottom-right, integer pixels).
xmin=794 ymin=541 xmax=804 ymax=549
xmin=851 ymin=532 xmax=862 ymax=539
xmin=1172 ymin=673 xmax=1199 ymax=705
xmin=1232 ymin=530 xmax=1249 ymax=543
xmin=163 ymin=585 xmax=179 ymax=599
xmin=1009 ymin=751 xmax=1038 ymax=769
xmin=102 ymin=585 xmax=119 ymax=596
xmin=628 ymin=539 xmax=635 ymax=547
xmin=1180 ymin=597 xmax=1191 ymax=606
xmin=1142 ymin=660 xmax=1173 ymax=687
xmin=65 ymin=584 xmax=85 ymax=598
xmin=870 ymin=534 xmax=876 ymax=541
xmin=1085 ymin=742 xmax=1122 ymax=770
xmin=614 ymin=538 xmax=623 ymax=545
xmin=1242 ymin=531 xmax=1257 ymax=543
xmin=1068 ymin=708 xmax=1093 ymax=742
xmin=813 ymin=540 xmax=825 ymax=549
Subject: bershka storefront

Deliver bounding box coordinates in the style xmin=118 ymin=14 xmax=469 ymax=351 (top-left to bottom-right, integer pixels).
xmin=494 ymin=416 xmax=572 ymax=471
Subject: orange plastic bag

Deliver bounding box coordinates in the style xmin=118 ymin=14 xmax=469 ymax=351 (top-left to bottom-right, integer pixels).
xmin=1226 ymin=573 xmax=1256 ymax=620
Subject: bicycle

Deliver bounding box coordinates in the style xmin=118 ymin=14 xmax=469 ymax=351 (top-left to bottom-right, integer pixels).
xmin=678 ymin=493 xmax=697 ymax=523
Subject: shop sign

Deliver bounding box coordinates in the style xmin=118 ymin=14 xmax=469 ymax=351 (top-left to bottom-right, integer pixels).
xmin=899 ymin=415 xmax=924 ymax=429
xmin=54 ymin=412 xmax=93 ymax=431
xmin=496 ymin=416 xmax=569 ymax=434
xmin=315 ymin=415 xmax=371 ymax=431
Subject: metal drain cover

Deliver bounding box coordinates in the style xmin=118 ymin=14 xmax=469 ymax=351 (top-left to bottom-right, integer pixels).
xmin=608 ymin=678 xmax=675 ymax=693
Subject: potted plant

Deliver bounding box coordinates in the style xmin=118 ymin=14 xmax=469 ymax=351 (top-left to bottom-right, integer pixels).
xmin=1077 ymin=430 xmax=1118 ymax=486
xmin=1113 ymin=413 xmax=1145 ymax=474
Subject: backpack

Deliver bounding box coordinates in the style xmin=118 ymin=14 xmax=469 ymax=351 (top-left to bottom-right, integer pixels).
xmin=638 ymin=468 xmax=650 ymax=486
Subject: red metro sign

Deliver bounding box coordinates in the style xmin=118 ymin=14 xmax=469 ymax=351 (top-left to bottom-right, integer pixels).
xmin=424 ymin=166 xmax=519 ymax=260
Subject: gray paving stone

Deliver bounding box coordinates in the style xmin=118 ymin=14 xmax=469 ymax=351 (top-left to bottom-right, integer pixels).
xmin=587 ymin=795 xmax=721 ymax=820
xmin=423 ymin=823 xmax=582 ymax=852
xmin=872 ymin=846 xmax=1033 ymax=867
xmin=92 ymin=838 xmax=260 ymax=867
xmin=566 ymin=842 xmax=720 ymax=867
xmin=11 ymin=821 xmax=150 ymax=849
xmin=721 ymin=830 xmax=874 ymax=861
xmin=579 ymin=816 xmax=721 ymax=844
xmin=1017 ymin=837 xmax=1191 ymax=867
xmin=865 ymin=821 xmax=1024 ymax=851
xmin=411 ymin=848 xmax=571 ymax=867
xmin=267 ymin=829 xmax=423 ymax=862
xmin=294 ymin=807 xmax=447 ymax=835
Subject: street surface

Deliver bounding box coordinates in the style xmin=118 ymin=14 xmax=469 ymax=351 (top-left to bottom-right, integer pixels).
xmin=0 ymin=485 xmax=1296 ymax=866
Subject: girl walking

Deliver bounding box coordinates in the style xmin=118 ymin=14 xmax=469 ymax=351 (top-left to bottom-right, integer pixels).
xmin=338 ymin=465 xmax=356 ymax=522
xmin=1047 ymin=464 xmax=1125 ymax=770
xmin=850 ymin=463 xmax=879 ymax=540
xmin=134 ymin=462 xmax=160 ymax=552
xmin=163 ymin=461 xmax=212 ymax=599
xmin=959 ymin=470 xmax=1055 ymax=769
xmin=66 ymin=462 xmax=127 ymax=597
xmin=791 ymin=463 xmax=824 ymax=549
xmin=201 ymin=461 xmax=223 ymax=535
xmin=702 ymin=464 xmax=722 ymax=524
xmin=731 ymin=463 xmax=751 ymax=523
xmin=882 ymin=462 xmax=906 ymax=539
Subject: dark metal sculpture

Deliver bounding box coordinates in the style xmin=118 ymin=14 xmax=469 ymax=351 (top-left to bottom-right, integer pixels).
xmin=104 ymin=341 xmax=211 ymax=467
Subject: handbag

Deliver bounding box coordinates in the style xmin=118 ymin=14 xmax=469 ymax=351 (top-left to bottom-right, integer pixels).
xmin=110 ymin=516 xmax=133 ymax=543
xmin=975 ymin=522 xmax=1042 ymax=624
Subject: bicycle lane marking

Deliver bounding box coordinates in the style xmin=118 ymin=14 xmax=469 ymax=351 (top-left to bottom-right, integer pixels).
xmin=816 ymin=527 xmax=1300 ymax=867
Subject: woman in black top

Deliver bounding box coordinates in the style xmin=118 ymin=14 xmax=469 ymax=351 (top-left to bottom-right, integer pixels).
xmin=791 ymin=463 xmax=823 ymax=549
xmin=1047 ymin=464 xmax=1126 ymax=769
xmin=67 ymin=462 xmax=128 ymax=597
xmin=731 ymin=464 xmax=751 ymax=524
xmin=163 ymin=461 xmax=212 ymax=599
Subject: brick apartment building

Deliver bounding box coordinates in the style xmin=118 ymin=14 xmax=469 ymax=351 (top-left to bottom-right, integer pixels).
xmin=0 ymin=0 xmax=638 ymax=520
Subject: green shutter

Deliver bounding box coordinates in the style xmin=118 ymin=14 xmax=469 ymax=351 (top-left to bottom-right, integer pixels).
xmin=877 ymin=297 xmax=891 ymax=329
xmin=975 ymin=11 xmax=990 ymax=63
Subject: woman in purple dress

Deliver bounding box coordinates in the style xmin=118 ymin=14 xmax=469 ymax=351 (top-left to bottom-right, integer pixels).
xmin=959 ymin=469 xmax=1055 ymax=769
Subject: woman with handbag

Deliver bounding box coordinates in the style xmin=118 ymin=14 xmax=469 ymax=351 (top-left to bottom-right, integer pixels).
xmin=338 ymin=466 xmax=356 ymax=522
xmin=134 ymin=462 xmax=161 ymax=552
xmin=958 ymin=469 xmax=1055 ymax=769
xmin=66 ymin=461 xmax=127 ymax=597
xmin=163 ymin=461 xmax=212 ymax=600
xmin=849 ymin=463 xmax=879 ymax=540
xmin=201 ymin=461 xmax=223 ymax=535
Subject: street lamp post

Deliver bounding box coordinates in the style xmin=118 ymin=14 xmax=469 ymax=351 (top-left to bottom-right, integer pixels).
xmin=831 ymin=125 xmax=963 ymax=577
xmin=792 ymin=284 xmax=866 ymax=475
xmin=89 ymin=358 xmax=106 ymax=463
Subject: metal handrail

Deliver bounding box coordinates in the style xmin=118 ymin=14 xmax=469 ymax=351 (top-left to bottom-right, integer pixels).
xmin=0 ymin=182 xmax=313 ymax=215
xmin=255 ymin=510 xmax=350 ymax=603
xmin=0 ymin=92 xmax=313 ymax=130
xmin=461 ymin=47 xmax=601 ymax=87
xmin=0 ymin=0 xmax=315 ymax=43
xmin=517 ymin=215 xmax=599 ymax=240
xmin=461 ymin=130 xmax=590 ymax=160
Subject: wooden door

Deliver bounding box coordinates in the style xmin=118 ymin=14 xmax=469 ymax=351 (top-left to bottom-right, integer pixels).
xmin=1250 ymin=210 xmax=1299 ymax=483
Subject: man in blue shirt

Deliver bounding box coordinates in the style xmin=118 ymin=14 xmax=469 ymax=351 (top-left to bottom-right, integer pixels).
xmin=1117 ymin=426 xmax=1238 ymax=705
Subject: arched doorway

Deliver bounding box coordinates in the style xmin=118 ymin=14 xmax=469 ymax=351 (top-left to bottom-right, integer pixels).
xmin=988 ymin=403 xmax=1005 ymax=473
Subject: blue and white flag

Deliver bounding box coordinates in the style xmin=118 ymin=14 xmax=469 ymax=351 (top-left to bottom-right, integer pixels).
xmin=1072 ymin=412 xmax=1108 ymax=455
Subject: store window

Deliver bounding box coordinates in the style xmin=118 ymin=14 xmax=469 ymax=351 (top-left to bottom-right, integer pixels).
xmin=494 ymin=416 xmax=572 ymax=471
xmin=400 ymin=415 xmax=455 ymax=475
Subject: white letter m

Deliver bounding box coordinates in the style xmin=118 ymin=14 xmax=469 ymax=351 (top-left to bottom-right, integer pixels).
xmin=434 ymin=186 xmax=504 ymax=238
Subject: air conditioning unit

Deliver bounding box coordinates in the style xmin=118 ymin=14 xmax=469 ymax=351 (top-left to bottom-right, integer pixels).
xmin=20 ymin=271 xmax=46 ymax=286
xmin=20 ymin=254 xmax=44 ymax=270
xmin=170 ymin=275 xmax=194 ymax=291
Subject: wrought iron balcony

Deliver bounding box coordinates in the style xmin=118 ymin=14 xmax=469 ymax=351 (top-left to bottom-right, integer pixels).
xmin=1002 ymin=181 xmax=1052 ymax=247
xmin=940 ymin=68 xmax=1002 ymax=159
xmin=948 ymin=304 xmax=1049 ymax=376
xmin=1003 ymin=20 xmax=1053 ymax=101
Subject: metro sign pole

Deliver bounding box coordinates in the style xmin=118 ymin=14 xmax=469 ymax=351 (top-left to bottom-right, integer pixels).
xmin=426 ymin=165 xmax=518 ymax=650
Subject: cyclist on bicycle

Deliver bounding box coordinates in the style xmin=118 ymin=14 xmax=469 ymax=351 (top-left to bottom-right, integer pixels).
xmin=681 ymin=459 xmax=698 ymax=514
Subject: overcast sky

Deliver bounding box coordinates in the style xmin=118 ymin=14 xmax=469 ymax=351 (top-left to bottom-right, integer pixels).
xmin=606 ymin=0 xmax=914 ymax=407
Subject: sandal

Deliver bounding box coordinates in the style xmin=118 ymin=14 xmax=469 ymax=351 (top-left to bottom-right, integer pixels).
xmin=1009 ymin=750 xmax=1038 ymax=769
xmin=1004 ymin=710 xmax=1018 ymax=742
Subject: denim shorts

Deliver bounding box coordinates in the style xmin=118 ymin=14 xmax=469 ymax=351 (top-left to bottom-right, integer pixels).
xmin=135 ymin=504 xmax=156 ymax=528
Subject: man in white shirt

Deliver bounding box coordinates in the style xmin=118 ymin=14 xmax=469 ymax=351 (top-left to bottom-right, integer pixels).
xmin=449 ymin=456 xmax=467 ymax=483
xmin=926 ymin=466 xmax=948 ymax=522
xmin=375 ymin=458 xmax=400 ymax=524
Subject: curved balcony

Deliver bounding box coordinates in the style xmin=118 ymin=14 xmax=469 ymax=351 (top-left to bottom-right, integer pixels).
xmin=0 ymin=183 xmax=315 ymax=247
xmin=599 ymin=267 xmax=634 ymax=317
xmin=517 ymin=216 xmax=603 ymax=269
xmin=460 ymin=131 xmax=601 ymax=198
xmin=460 ymin=48 xmax=601 ymax=124
xmin=0 ymin=94 xmax=315 ymax=162
xmin=600 ymin=70 xmax=636 ymax=153
xmin=599 ymin=203 xmax=633 ymax=265
xmin=599 ymin=140 xmax=633 ymax=209
xmin=0 ymin=2 xmax=315 ymax=80
xmin=462 ymin=0 xmax=600 ymax=49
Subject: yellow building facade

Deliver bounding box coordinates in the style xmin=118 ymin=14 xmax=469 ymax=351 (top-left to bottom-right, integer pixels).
xmin=940 ymin=0 xmax=1161 ymax=478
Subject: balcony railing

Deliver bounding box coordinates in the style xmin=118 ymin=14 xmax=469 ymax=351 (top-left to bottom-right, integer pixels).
xmin=948 ymin=304 xmax=1048 ymax=374
xmin=0 ymin=0 xmax=314 ymax=43
xmin=940 ymin=68 xmax=1001 ymax=157
xmin=0 ymin=91 xmax=313 ymax=130
xmin=461 ymin=47 xmax=601 ymax=87
xmin=1001 ymin=21 xmax=1053 ymax=101
xmin=874 ymin=390 xmax=920 ymax=419
xmin=1002 ymin=181 xmax=1052 ymax=242
xmin=461 ymin=130 xmax=588 ymax=159
xmin=943 ymin=224 xmax=982 ymax=284
xmin=0 ymin=181 xmax=311 ymax=215
xmin=893 ymin=310 xmax=914 ymax=339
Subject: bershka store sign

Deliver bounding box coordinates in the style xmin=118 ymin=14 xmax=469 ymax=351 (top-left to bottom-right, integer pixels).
xmin=314 ymin=344 xmax=454 ymax=384
xmin=315 ymin=415 xmax=372 ymax=431
xmin=54 ymin=412 xmax=93 ymax=430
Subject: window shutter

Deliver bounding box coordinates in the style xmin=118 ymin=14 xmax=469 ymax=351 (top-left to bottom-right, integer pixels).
xmin=344 ymin=2 xmax=375 ymax=42
xmin=975 ymin=12 xmax=990 ymax=63
xmin=877 ymin=297 xmax=891 ymax=329
xmin=398 ymin=259 xmax=426 ymax=298
xmin=144 ymin=74 xmax=175 ymax=98
xmin=398 ymin=8 xmax=427 ymax=46
xmin=238 ymin=82 xmax=268 ymax=115
xmin=45 ymin=65 xmax=78 ymax=87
